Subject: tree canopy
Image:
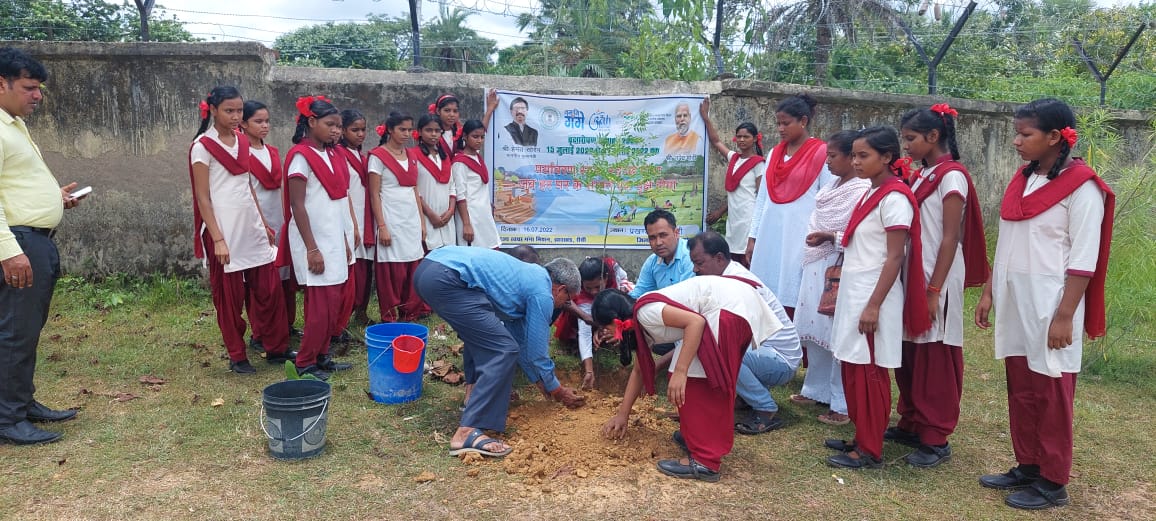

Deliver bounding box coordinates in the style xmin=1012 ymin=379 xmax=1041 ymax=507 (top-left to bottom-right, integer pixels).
xmin=0 ymin=0 xmax=196 ymax=42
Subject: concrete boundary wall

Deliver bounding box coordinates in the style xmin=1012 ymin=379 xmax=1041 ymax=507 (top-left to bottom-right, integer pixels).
xmin=7 ymin=41 xmax=1149 ymax=276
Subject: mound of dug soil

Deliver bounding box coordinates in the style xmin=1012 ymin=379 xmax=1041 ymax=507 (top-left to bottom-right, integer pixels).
xmin=497 ymin=391 xmax=683 ymax=483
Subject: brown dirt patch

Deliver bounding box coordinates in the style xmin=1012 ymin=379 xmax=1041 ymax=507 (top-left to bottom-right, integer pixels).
xmin=498 ymin=391 xmax=683 ymax=483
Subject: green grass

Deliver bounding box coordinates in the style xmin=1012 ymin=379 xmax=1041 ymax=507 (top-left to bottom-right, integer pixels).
xmin=1 ymin=276 xmax=1153 ymax=520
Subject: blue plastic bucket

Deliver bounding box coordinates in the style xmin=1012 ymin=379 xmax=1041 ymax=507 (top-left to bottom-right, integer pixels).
xmin=366 ymin=322 xmax=429 ymax=404
xmin=262 ymin=379 xmax=331 ymax=460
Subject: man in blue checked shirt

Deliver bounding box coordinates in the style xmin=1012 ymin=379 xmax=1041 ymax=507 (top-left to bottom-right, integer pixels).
xmin=415 ymin=246 xmax=585 ymax=458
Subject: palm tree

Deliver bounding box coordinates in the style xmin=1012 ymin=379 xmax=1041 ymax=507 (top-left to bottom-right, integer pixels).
xmin=752 ymin=0 xmax=905 ymax=85
xmin=422 ymin=6 xmax=497 ymax=73
xmin=515 ymin=0 xmax=653 ymax=77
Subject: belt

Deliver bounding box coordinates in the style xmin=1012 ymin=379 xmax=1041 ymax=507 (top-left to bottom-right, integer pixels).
xmin=9 ymin=225 xmax=56 ymax=239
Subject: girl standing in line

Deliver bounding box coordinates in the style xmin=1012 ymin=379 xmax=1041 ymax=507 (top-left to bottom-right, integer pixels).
xmin=368 ymin=112 xmax=428 ymax=322
xmin=746 ymin=94 xmax=832 ymax=318
xmin=975 ymin=98 xmax=1113 ymax=511
xmin=282 ymin=95 xmax=356 ymax=380
xmin=412 ymin=113 xmax=458 ymax=251
xmin=453 ymin=119 xmax=501 ymax=249
xmin=817 ymin=126 xmax=931 ymax=469
xmin=430 ymin=94 xmax=461 ymax=158
xmin=699 ymin=98 xmax=764 ymax=267
xmin=241 ymin=100 xmax=299 ymax=346
xmin=335 ymin=109 xmax=375 ymax=328
xmin=189 ymin=87 xmax=290 ymax=374
xmin=889 ymin=104 xmax=989 ymax=468
xmin=790 ymin=130 xmax=870 ymax=425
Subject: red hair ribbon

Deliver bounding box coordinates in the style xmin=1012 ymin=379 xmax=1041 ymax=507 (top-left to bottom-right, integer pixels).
xmin=731 ymin=136 xmax=737 ymax=142
xmin=198 ymin=100 xmax=209 ymax=119
xmin=611 ymin=318 xmax=635 ymax=343
xmin=376 ymin=124 xmax=386 ymax=137
xmin=756 ymin=132 xmax=763 ymax=143
xmin=454 ymin=126 xmax=464 ymax=141
xmin=1060 ymin=127 xmax=1078 ymax=147
xmin=891 ymin=156 xmax=915 ymax=181
xmin=411 ymin=130 xmax=420 ymax=140
xmin=295 ymin=95 xmax=332 ymax=118
xmin=930 ymin=103 xmax=958 ymax=119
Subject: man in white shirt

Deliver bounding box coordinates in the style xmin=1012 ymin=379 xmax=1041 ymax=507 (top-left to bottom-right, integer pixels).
xmin=688 ymin=231 xmax=801 ymax=434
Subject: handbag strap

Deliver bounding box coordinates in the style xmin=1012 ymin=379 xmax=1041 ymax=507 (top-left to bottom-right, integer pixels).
xmin=834 ymin=252 xmax=844 ymax=267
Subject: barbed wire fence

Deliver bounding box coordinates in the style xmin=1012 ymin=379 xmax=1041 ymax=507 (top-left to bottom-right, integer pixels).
xmin=2 ymin=0 xmax=1152 ymax=107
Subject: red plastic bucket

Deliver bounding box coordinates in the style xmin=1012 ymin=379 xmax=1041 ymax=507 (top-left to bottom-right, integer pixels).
xmin=391 ymin=335 xmax=425 ymax=374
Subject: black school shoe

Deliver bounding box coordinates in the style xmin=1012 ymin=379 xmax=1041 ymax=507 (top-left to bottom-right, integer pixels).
xmin=827 ymin=449 xmax=883 ymax=469
xmin=296 ymin=365 xmax=331 ymax=381
xmin=317 ymin=354 xmax=353 ymax=372
xmin=229 ymin=360 xmax=256 ymax=374
xmin=883 ymin=426 xmax=921 ymax=448
xmin=266 ymin=350 xmax=298 ymax=364
xmin=906 ymin=443 xmax=952 ymax=468
xmin=657 ymin=458 xmax=720 ymax=483
xmin=825 ymin=438 xmax=856 ymax=452
xmin=672 ymin=431 xmax=688 ymax=453
xmin=979 ymin=465 xmax=1040 ymax=490
xmin=1005 ymin=480 xmax=1070 ymax=510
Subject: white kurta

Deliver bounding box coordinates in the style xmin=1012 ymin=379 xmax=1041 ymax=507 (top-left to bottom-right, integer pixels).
xmin=993 ymin=175 xmax=1105 ymax=377
xmin=748 ymin=152 xmax=835 ymax=307
xmin=831 ymin=190 xmax=913 ymax=368
xmin=345 ymin=155 xmax=374 ymax=261
xmin=416 ymin=151 xmax=457 ymax=250
xmin=248 ymin=146 xmax=290 ymax=280
xmin=905 ymin=168 xmax=969 ymax=346
xmin=635 ymin=276 xmax=783 ymax=378
xmin=453 ymin=154 xmax=501 ymax=249
xmin=367 ymin=154 xmax=425 ymax=263
xmin=190 ymin=127 xmax=276 ymax=273
xmin=286 ymin=149 xmax=352 ymax=287
xmin=724 ymin=151 xmax=765 ymax=254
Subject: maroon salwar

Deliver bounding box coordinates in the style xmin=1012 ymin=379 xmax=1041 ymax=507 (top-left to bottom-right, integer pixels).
xmin=375 ymin=260 xmax=426 ymax=322
xmin=679 ymin=377 xmax=737 ymax=472
xmin=1005 ymin=355 xmax=1077 ymax=485
xmin=203 ymin=231 xmax=289 ymax=362
xmin=895 ymin=340 xmax=964 ymax=446
xmin=282 ymin=276 xmax=298 ymax=329
xmin=333 ymin=265 xmax=357 ymax=336
xmin=841 ymin=334 xmax=892 ymax=460
xmin=351 ymin=258 xmax=374 ymax=317
xmin=299 ymin=284 xmax=346 ymax=368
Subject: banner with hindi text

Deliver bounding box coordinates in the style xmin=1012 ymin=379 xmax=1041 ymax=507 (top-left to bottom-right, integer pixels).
xmin=487 ymin=91 xmax=708 ymax=248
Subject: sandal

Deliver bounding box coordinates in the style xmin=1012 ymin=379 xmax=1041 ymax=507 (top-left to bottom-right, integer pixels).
xmin=735 ymin=413 xmax=786 ymax=435
xmin=817 ymin=411 xmax=850 ymax=426
xmin=827 ymin=448 xmax=883 ymax=469
xmin=789 ymin=394 xmax=824 ymax=406
xmin=448 ymin=428 xmax=512 ymax=458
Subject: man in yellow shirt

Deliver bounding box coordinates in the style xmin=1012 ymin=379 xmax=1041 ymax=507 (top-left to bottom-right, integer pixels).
xmin=0 ymin=47 xmax=84 ymax=445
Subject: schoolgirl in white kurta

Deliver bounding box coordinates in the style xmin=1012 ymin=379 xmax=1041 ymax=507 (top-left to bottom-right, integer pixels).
xmin=830 ymin=190 xmax=914 ymax=368
xmin=905 ymin=167 xmax=969 ymax=346
xmin=367 ymin=152 xmax=425 ymax=263
xmin=992 ymin=174 xmax=1104 ymax=377
xmin=414 ymin=145 xmax=457 ymax=250
xmin=453 ymin=152 xmax=501 ymax=249
xmin=286 ymin=147 xmax=353 ymax=287
xmin=340 ymin=149 xmax=371 ymax=262
xmin=723 ymin=151 xmax=764 ymax=254
xmin=192 ymin=127 xmax=276 ymax=272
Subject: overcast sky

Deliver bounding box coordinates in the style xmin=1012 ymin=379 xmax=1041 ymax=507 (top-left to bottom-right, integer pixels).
xmin=156 ymin=0 xmax=539 ymax=48
xmin=156 ymin=0 xmax=1143 ymax=50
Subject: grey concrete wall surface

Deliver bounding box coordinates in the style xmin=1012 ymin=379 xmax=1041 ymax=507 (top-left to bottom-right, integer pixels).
xmin=6 ymin=41 xmax=1149 ymax=276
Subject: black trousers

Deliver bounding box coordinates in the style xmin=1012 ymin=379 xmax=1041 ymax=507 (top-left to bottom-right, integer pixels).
xmin=0 ymin=228 xmax=60 ymax=426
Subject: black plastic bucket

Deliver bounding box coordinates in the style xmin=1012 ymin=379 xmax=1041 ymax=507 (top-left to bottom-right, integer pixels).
xmin=261 ymin=379 xmax=331 ymax=460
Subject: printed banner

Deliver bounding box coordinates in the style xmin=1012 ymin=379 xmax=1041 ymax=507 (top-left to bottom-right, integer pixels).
xmin=487 ymin=91 xmax=708 ymax=248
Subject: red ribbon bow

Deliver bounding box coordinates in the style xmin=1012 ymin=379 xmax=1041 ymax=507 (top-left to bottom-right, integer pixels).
xmin=376 ymin=124 xmax=386 ymax=137
xmin=1060 ymin=127 xmax=1078 ymax=147
xmin=411 ymin=130 xmax=420 ymax=140
xmin=198 ymin=100 xmax=209 ymax=120
xmin=427 ymin=103 xmax=437 ymax=114
xmin=611 ymin=318 xmax=635 ymax=343
xmin=295 ymin=95 xmax=331 ymax=118
xmin=756 ymin=132 xmax=763 ymax=143
xmin=454 ymin=126 xmax=464 ymax=141
xmin=891 ymin=156 xmax=916 ymax=181
xmin=930 ymin=103 xmax=958 ymax=119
